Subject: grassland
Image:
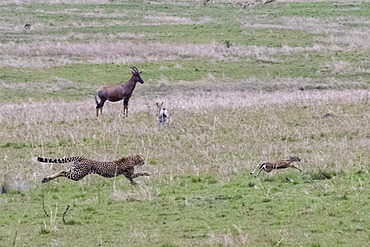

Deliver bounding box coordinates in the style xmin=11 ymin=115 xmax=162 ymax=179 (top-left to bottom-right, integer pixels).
xmin=0 ymin=0 xmax=369 ymax=246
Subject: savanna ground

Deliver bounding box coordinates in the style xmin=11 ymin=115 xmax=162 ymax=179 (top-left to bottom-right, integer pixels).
xmin=0 ymin=0 xmax=369 ymax=246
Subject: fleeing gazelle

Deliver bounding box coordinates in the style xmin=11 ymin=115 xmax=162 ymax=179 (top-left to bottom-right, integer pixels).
xmin=251 ymin=157 xmax=302 ymax=176
xmin=95 ymin=67 xmax=144 ymax=117
xmin=155 ymin=102 xmax=169 ymax=126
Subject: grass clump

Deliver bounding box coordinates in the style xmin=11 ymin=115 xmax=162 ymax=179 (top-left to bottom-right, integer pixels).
xmin=308 ymin=170 xmax=337 ymax=180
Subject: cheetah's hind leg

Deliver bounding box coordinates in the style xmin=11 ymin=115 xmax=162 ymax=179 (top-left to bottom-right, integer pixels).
xmin=42 ymin=171 xmax=67 ymax=183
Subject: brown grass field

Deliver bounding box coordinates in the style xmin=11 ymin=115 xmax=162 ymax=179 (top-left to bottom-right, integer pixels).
xmin=0 ymin=0 xmax=369 ymax=246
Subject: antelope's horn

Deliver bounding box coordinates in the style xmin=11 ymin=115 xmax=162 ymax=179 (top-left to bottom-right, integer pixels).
xmin=130 ymin=66 xmax=138 ymax=72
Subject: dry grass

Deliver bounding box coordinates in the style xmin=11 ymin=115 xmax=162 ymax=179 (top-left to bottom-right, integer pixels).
xmin=0 ymin=41 xmax=231 ymax=67
xmin=1 ymin=89 xmax=367 ymax=124
xmin=0 ymin=0 xmax=112 ymax=5
xmin=1 ymin=41 xmax=229 ymax=59
xmin=0 ymin=78 xmax=74 ymax=92
xmin=0 ymin=41 xmax=353 ymax=68
xmin=208 ymin=225 xmax=249 ymax=246
xmin=1 ymin=6 xmax=211 ymax=30
xmin=1 ymin=0 xmax=368 ymax=69
xmin=242 ymin=16 xmax=370 ymax=50
xmin=1 ymin=89 xmax=368 ymax=190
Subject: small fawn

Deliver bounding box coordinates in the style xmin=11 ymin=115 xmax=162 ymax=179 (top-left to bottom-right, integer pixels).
xmin=251 ymin=157 xmax=301 ymax=176
xmin=155 ymin=102 xmax=169 ymax=126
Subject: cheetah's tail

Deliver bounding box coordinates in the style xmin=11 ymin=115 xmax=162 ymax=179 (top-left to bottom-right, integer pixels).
xmin=37 ymin=157 xmax=81 ymax=163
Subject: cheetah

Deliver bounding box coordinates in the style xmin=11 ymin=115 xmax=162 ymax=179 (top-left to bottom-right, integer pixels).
xmin=37 ymin=155 xmax=150 ymax=185
xmin=250 ymin=157 xmax=302 ymax=176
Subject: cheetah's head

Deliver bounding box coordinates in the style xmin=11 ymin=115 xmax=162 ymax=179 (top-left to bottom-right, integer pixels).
xmin=133 ymin=155 xmax=145 ymax=166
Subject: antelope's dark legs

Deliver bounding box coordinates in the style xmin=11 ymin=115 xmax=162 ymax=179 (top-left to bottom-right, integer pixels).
xmin=123 ymin=98 xmax=129 ymax=117
xmin=96 ymin=99 xmax=106 ymax=117
xmin=124 ymin=107 xmax=128 ymax=118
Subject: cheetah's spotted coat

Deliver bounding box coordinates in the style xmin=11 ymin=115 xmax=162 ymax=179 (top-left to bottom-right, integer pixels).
xmin=38 ymin=155 xmax=150 ymax=185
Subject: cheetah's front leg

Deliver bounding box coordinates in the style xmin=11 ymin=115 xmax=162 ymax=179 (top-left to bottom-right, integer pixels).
xmin=132 ymin=172 xmax=151 ymax=178
xmin=128 ymin=172 xmax=151 ymax=185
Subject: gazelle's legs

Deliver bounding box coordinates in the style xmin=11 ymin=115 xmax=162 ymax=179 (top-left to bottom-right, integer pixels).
xmin=256 ymin=164 xmax=266 ymax=176
xmin=290 ymin=165 xmax=302 ymax=172
xmin=251 ymin=164 xmax=261 ymax=175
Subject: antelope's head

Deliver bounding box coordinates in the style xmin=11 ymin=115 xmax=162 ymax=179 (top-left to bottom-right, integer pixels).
xmin=289 ymin=157 xmax=301 ymax=162
xmin=131 ymin=67 xmax=144 ymax=84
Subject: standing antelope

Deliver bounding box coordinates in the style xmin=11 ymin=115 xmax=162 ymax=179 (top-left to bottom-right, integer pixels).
xmin=95 ymin=67 xmax=144 ymax=117
xmin=155 ymin=102 xmax=169 ymax=126
xmin=250 ymin=157 xmax=301 ymax=176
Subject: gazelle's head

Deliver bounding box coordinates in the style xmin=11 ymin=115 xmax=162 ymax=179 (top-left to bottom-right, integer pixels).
xmin=156 ymin=102 xmax=163 ymax=112
xmin=156 ymin=102 xmax=168 ymax=115
xmin=130 ymin=67 xmax=144 ymax=84
xmin=289 ymin=157 xmax=301 ymax=162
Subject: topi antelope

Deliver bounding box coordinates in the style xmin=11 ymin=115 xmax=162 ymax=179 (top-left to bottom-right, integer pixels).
xmin=95 ymin=67 xmax=144 ymax=117
xmin=250 ymin=157 xmax=301 ymax=176
xmin=156 ymin=102 xmax=169 ymax=126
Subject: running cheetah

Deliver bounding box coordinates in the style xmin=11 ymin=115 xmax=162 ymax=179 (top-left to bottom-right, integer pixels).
xmin=37 ymin=155 xmax=150 ymax=185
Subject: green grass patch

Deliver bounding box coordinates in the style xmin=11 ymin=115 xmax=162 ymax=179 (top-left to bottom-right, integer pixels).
xmin=1 ymin=169 xmax=369 ymax=246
